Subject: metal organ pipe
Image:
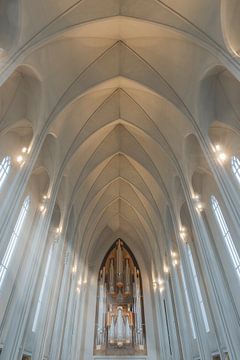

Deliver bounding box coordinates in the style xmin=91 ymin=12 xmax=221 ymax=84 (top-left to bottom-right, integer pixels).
xmin=116 ymin=240 xmax=123 ymax=287
xmin=96 ymin=267 xmax=106 ymax=349
xmin=125 ymin=258 xmax=131 ymax=294
xmin=109 ymin=258 xmax=115 ymax=294
xmin=134 ymin=267 xmax=144 ymax=348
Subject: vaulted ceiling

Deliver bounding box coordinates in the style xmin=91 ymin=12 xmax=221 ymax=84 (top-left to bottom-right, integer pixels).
xmin=1 ymin=0 xmax=240 ymax=266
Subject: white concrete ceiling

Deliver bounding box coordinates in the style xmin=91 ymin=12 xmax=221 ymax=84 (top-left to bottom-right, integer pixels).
xmin=1 ymin=0 xmax=240 ymax=266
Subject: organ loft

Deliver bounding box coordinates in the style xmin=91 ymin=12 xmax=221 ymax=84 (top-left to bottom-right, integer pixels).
xmin=94 ymin=240 xmax=146 ymax=356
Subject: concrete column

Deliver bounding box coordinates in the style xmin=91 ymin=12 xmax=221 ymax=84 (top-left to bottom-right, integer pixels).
xmin=29 ymin=232 xmax=64 ymax=360
xmin=0 ymin=136 xmax=44 ymax=246
xmin=187 ymin=205 xmax=240 ymax=360
xmin=198 ymin=133 xmax=240 ymax=231
xmin=0 ymin=201 xmax=56 ymax=360
xmin=48 ymin=234 xmax=75 ymax=360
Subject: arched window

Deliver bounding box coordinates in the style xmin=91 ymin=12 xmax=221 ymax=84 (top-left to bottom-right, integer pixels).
xmin=211 ymin=195 xmax=240 ymax=279
xmin=187 ymin=244 xmax=210 ymax=333
xmin=0 ymin=195 xmax=30 ymax=287
xmin=32 ymin=244 xmax=53 ymax=332
xmin=231 ymin=156 xmax=240 ymax=185
xmin=180 ymin=264 xmax=197 ymax=339
xmin=0 ymin=156 xmax=11 ymax=189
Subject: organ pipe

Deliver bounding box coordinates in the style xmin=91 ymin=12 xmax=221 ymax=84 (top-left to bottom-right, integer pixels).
xmin=94 ymin=239 xmax=146 ymax=355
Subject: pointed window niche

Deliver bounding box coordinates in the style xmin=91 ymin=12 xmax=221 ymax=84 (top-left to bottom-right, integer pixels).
xmin=94 ymin=239 xmax=146 ymax=356
xmin=0 ymin=156 xmax=11 ymax=190
xmin=0 ymin=195 xmax=30 ymax=288
xmin=231 ymin=155 xmax=240 ymax=185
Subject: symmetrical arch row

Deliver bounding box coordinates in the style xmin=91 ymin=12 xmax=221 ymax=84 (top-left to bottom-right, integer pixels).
xmin=0 ymin=94 xmax=240 ymax=360
xmin=0 ymin=3 xmax=240 ymax=360
xmin=1 ymin=1 xmax=240 ymax=70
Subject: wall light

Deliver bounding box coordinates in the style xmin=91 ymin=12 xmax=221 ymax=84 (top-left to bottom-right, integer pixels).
xmin=22 ymin=147 xmax=28 ymax=154
xmin=180 ymin=226 xmax=187 ymax=241
xmin=16 ymin=155 xmax=24 ymax=164
xmin=39 ymin=204 xmax=46 ymax=213
xmin=192 ymin=194 xmax=204 ymax=212
xmin=172 ymin=259 xmax=178 ymax=267
xmin=192 ymin=193 xmax=200 ymax=200
xmin=214 ymin=144 xmax=228 ymax=163
xmin=196 ymin=202 xmax=204 ymax=212
xmin=39 ymin=194 xmax=49 ymax=215
xmin=159 ymin=286 xmax=165 ymax=293
xmin=163 ymin=264 xmax=169 ymax=274
xmin=218 ymin=152 xmax=227 ymax=162
xmin=56 ymin=227 xmax=61 ymax=234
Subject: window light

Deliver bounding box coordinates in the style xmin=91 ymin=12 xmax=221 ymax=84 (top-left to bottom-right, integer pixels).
xmin=0 ymin=196 xmax=30 ymax=287
xmin=187 ymin=244 xmax=210 ymax=333
xmin=211 ymin=195 xmax=240 ymax=279
xmin=32 ymin=245 xmax=53 ymax=332
xmin=231 ymin=156 xmax=240 ymax=185
xmin=0 ymin=156 xmax=11 ymax=189
xmin=180 ymin=264 xmax=197 ymax=339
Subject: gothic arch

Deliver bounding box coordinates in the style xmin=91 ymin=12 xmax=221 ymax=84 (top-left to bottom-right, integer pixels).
xmin=94 ymin=239 xmax=147 ymax=356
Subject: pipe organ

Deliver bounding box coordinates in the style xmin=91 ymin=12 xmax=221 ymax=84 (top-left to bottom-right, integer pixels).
xmin=94 ymin=240 xmax=146 ymax=355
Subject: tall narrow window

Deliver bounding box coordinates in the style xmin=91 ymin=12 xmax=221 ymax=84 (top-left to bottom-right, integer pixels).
xmin=180 ymin=264 xmax=197 ymax=339
xmin=0 ymin=156 xmax=11 ymax=189
xmin=187 ymin=244 xmax=210 ymax=333
xmin=211 ymin=195 xmax=240 ymax=279
xmin=231 ymin=156 xmax=240 ymax=185
xmin=0 ymin=195 xmax=30 ymax=287
xmin=32 ymin=245 xmax=53 ymax=332
xmin=163 ymin=299 xmax=172 ymax=354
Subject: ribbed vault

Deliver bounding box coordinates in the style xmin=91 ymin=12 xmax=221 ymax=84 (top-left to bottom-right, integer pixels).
xmin=0 ymin=0 xmax=239 ymax=292
xmin=1 ymin=0 xmax=240 ymax=265
xmin=1 ymin=1 xmax=240 ymax=359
